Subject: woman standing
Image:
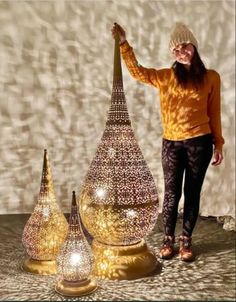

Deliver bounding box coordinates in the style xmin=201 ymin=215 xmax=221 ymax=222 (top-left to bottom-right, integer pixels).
xmin=112 ymin=22 xmax=224 ymax=261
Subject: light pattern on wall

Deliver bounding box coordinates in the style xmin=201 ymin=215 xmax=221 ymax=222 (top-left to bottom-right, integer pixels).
xmin=0 ymin=0 xmax=235 ymax=219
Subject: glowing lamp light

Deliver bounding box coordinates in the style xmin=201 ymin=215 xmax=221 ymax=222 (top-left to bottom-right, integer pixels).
xmin=79 ymin=36 xmax=160 ymax=280
xmin=125 ymin=209 xmax=137 ymax=219
xmin=22 ymin=149 xmax=68 ymax=275
xmin=95 ymin=188 xmax=107 ymax=199
xmin=55 ymin=191 xmax=97 ymax=297
xmin=70 ymin=252 xmax=82 ymax=265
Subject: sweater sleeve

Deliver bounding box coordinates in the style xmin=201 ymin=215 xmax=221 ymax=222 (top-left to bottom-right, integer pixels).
xmin=120 ymin=41 xmax=160 ymax=88
xmin=207 ymin=71 xmax=225 ymax=151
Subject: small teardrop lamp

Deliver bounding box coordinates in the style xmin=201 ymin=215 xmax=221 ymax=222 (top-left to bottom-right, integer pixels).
xmin=79 ymin=34 xmax=160 ymax=280
xmin=22 ymin=149 xmax=68 ymax=275
xmin=55 ymin=191 xmax=97 ymax=297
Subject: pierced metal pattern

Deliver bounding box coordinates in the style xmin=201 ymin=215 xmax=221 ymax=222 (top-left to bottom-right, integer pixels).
xmin=22 ymin=150 xmax=68 ymax=260
xmin=56 ymin=192 xmax=93 ymax=282
xmin=106 ymin=77 xmax=131 ymax=126
xmin=79 ymin=38 xmax=159 ymax=246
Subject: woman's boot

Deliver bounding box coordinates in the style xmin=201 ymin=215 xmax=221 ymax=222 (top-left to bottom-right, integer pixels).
xmin=159 ymin=235 xmax=175 ymax=259
xmin=179 ymin=235 xmax=195 ymax=261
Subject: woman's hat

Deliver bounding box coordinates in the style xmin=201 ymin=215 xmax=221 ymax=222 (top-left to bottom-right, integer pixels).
xmin=169 ymin=22 xmax=198 ymax=51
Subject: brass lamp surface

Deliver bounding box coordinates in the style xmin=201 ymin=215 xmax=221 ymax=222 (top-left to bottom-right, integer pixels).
xmin=79 ymin=36 xmax=159 ymax=279
xmin=22 ymin=149 xmax=68 ymax=275
xmin=55 ymin=191 xmax=97 ymax=297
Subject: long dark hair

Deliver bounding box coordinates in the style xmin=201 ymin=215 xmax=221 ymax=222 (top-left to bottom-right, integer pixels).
xmin=172 ymin=46 xmax=207 ymax=88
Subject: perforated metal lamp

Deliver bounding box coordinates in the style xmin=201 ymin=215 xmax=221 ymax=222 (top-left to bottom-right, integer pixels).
xmin=79 ymin=35 xmax=160 ymax=280
xmin=55 ymin=191 xmax=97 ymax=297
xmin=22 ymin=149 xmax=68 ymax=275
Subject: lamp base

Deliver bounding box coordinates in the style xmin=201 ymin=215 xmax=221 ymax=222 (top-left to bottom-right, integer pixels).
xmin=55 ymin=279 xmax=98 ymax=297
xmin=92 ymin=239 xmax=160 ymax=280
xmin=21 ymin=258 xmax=57 ymax=275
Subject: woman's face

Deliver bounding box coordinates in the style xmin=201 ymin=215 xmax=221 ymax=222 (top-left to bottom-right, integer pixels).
xmin=172 ymin=43 xmax=195 ymax=66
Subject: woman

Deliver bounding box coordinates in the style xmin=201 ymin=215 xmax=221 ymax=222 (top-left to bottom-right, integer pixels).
xmin=112 ymin=22 xmax=224 ymax=261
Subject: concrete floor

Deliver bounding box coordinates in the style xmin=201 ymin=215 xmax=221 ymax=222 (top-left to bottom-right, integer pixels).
xmin=0 ymin=214 xmax=235 ymax=301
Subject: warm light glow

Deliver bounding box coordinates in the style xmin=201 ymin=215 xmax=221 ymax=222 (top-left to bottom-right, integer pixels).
xmin=42 ymin=207 xmax=50 ymax=218
xmin=79 ymin=36 xmax=159 ymax=246
xmin=22 ymin=150 xmax=68 ymax=261
xmin=99 ymin=262 xmax=108 ymax=270
xmin=95 ymin=188 xmax=107 ymax=199
xmin=107 ymin=147 xmax=116 ymax=158
xmin=56 ymin=192 xmax=94 ymax=282
xmin=70 ymin=252 xmax=82 ymax=265
xmin=125 ymin=209 xmax=137 ymax=218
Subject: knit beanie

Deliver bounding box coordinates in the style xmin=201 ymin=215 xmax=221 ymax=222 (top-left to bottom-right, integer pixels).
xmin=169 ymin=22 xmax=198 ymax=51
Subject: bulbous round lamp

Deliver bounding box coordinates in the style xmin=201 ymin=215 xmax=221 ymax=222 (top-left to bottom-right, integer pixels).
xmin=79 ymin=36 xmax=159 ymax=280
xmin=55 ymin=191 xmax=97 ymax=297
xmin=22 ymin=149 xmax=68 ymax=275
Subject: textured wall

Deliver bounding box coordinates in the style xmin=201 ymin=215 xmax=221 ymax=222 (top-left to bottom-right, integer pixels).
xmin=0 ymin=0 xmax=235 ymax=216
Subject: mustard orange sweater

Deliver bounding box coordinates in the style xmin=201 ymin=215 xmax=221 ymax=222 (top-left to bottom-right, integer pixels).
xmin=120 ymin=41 xmax=224 ymax=151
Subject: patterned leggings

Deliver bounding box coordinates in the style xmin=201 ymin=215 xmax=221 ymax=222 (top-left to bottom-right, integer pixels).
xmin=162 ymin=134 xmax=213 ymax=237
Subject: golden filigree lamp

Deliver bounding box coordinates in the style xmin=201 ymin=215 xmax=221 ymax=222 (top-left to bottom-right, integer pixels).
xmin=22 ymin=149 xmax=68 ymax=275
xmin=79 ymin=36 xmax=159 ymax=280
xmin=55 ymin=191 xmax=97 ymax=297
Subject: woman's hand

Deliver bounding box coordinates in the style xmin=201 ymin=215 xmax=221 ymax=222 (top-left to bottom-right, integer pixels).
xmin=111 ymin=22 xmax=126 ymax=44
xmin=211 ymin=149 xmax=223 ymax=166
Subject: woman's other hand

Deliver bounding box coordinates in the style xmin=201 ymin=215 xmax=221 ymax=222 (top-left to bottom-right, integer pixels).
xmin=211 ymin=149 xmax=223 ymax=166
xmin=111 ymin=22 xmax=126 ymax=44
